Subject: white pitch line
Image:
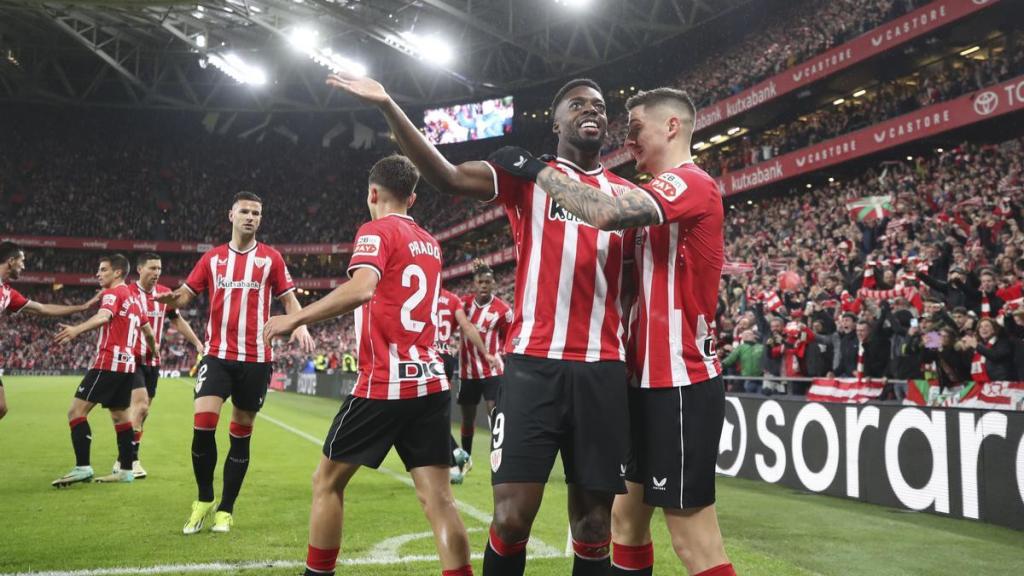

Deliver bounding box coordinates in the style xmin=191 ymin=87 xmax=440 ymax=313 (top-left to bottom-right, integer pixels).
xmin=258 ymin=412 xmax=564 ymax=557
xmin=1 ymin=410 xmax=568 ymax=576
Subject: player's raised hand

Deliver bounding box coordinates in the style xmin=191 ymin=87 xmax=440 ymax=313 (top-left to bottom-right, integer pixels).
xmin=262 ymin=315 xmax=297 ymax=347
xmin=54 ymin=323 xmax=79 ymax=345
xmin=488 ymin=146 xmax=547 ymax=182
xmin=326 ymin=73 xmax=389 ymax=105
xmin=291 ymin=325 xmax=316 ymax=354
xmin=85 ymin=290 xmax=102 ymax=308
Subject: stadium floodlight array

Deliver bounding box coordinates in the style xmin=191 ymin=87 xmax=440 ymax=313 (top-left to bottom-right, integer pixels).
xmin=553 ymin=0 xmax=593 ymax=9
xmin=207 ymin=52 xmax=267 ymax=86
xmin=287 ymin=27 xmax=368 ymax=78
xmin=383 ymin=31 xmax=454 ymax=67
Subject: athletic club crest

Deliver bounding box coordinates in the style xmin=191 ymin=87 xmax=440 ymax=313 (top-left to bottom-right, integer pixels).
xmin=490 ymin=448 xmax=502 ymax=472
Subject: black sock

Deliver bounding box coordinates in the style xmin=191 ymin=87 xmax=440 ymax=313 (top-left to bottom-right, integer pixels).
xmin=573 ymin=555 xmax=610 ymax=576
xmin=462 ymin=428 xmax=474 ymax=456
xmin=483 ymin=530 xmax=526 ymax=576
xmin=303 ymin=570 xmax=334 ymax=576
xmin=70 ymin=418 xmax=91 ymax=467
xmin=116 ymin=424 xmax=134 ymax=469
xmin=218 ymin=432 xmax=251 ymax=514
xmin=191 ymin=428 xmax=217 ymax=502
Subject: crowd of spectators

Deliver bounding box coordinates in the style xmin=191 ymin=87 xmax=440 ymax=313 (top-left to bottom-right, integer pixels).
xmin=601 ymin=0 xmax=929 ymax=152
xmin=696 ymin=40 xmax=1024 ymax=177
xmin=714 ymin=138 xmax=1024 ymax=397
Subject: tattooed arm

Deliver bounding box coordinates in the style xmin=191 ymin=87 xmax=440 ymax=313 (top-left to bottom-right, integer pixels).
xmin=535 ymin=167 xmax=661 ymax=231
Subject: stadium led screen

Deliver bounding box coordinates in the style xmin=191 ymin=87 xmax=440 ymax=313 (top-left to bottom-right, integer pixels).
xmin=422 ymin=96 xmax=514 ymax=144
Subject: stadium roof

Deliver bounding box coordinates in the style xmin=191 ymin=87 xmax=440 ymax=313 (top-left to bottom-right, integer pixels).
xmin=0 ymin=0 xmax=747 ymax=112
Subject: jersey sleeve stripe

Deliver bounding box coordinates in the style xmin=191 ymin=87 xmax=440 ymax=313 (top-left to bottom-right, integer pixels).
xmin=638 ymin=186 xmax=667 ymax=225
xmin=182 ymin=283 xmax=199 ymax=296
xmin=481 ymin=162 xmax=501 ymax=204
xmin=273 ymin=286 xmax=297 ymax=299
xmin=347 ymin=263 xmax=382 ymax=280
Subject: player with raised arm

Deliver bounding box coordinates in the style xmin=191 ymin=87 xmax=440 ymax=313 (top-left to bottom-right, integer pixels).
xmin=113 ymin=253 xmax=204 ymax=479
xmin=329 ymin=72 xmax=634 ymax=576
xmin=155 ymin=191 xmax=315 ymax=534
xmin=455 ymin=261 xmax=511 ymax=476
xmin=489 ymin=87 xmax=734 ymax=576
xmin=437 ymin=278 xmax=498 ymax=484
xmin=51 ymin=254 xmax=158 ymax=487
xmin=262 ymin=155 xmax=473 ymax=576
xmin=1 ymin=241 xmax=100 ymax=421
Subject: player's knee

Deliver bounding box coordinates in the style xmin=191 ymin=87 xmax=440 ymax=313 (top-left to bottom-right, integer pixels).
xmin=0 ymin=404 xmax=7 ymax=419
xmin=492 ymin=502 xmax=534 ymax=542
xmin=571 ymin=509 xmax=611 ymax=543
xmin=669 ymin=524 xmax=721 ymax=567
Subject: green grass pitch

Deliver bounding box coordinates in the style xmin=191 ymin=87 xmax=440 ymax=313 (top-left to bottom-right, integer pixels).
xmin=1 ymin=376 xmax=1022 ymax=575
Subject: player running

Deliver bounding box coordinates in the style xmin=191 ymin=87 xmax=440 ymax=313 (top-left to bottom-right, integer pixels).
xmin=51 ymin=254 xmax=157 ymax=487
xmin=156 ymin=191 xmax=315 ymax=534
xmin=263 ymin=155 xmax=473 ymax=576
xmin=455 ymin=260 xmax=511 ymax=476
xmin=489 ymin=87 xmax=734 ymax=576
xmin=0 ymin=241 xmax=101 ymax=421
xmin=113 ymin=253 xmax=204 ymax=479
xmin=436 ymin=280 xmax=498 ymax=484
xmin=329 ymin=72 xmax=634 ymax=576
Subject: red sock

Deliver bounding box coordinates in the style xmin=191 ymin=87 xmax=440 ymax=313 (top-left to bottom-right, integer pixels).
xmin=573 ymin=538 xmax=611 ymax=560
xmin=194 ymin=411 xmax=219 ymax=431
xmin=612 ymin=542 xmax=654 ymax=570
xmin=114 ymin=421 xmax=133 ymax=433
xmin=442 ymin=565 xmax=473 ymax=576
xmin=229 ymin=421 xmax=253 ymax=438
xmin=306 ymin=544 xmax=339 ymax=574
xmin=69 ymin=417 xmax=88 ymax=428
xmin=696 ymin=563 xmax=736 ymax=576
xmin=133 ymin=430 xmax=143 ymax=443
xmin=488 ymin=525 xmax=528 ymax=556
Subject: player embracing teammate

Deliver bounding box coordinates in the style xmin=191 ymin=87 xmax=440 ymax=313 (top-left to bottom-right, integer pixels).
xmin=489 ymin=87 xmax=734 ymax=575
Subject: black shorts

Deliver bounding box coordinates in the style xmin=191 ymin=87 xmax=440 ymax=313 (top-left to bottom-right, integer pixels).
xmin=490 ymin=354 xmax=628 ymax=494
xmin=440 ymin=353 xmax=458 ymax=382
xmin=131 ymin=365 xmax=161 ymax=398
xmin=194 ymin=356 xmax=273 ymax=412
xmin=323 ymin=391 xmax=452 ymax=471
xmin=624 ymin=377 xmax=725 ymax=509
xmin=457 ymin=376 xmax=501 ymax=405
xmin=75 ymin=369 xmax=135 ymax=409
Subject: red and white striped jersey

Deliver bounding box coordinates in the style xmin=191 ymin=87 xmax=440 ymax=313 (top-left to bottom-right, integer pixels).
xmin=92 ymin=283 xmax=149 ymax=373
xmin=459 ymin=293 xmax=512 ymax=379
xmin=628 ymin=162 xmax=724 ymax=388
xmin=128 ymin=282 xmax=178 ymax=367
xmin=348 ymin=214 xmax=449 ymax=400
xmin=0 ymin=280 xmax=29 ymax=315
xmin=436 ymin=289 xmax=462 ymax=356
xmin=486 ymin=157 xmax=632 ymax=362
xmin=184 ymin=242 xmax=295 ymax=363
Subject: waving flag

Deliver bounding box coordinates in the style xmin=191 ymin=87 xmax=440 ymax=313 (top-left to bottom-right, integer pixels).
xmin=846 ymin=195 xmax=893 ymax=222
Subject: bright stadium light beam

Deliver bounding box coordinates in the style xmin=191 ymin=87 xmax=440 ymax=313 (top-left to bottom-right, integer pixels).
xmin=387 ymin=31 xmax=455 ymax=67
xmin=554 ymin=0 xmax=593 ymax=9
xmin=208 ymin=52 xmax=267 ymax=86
xmin=288 ymin=27 xmax=320 ymax=53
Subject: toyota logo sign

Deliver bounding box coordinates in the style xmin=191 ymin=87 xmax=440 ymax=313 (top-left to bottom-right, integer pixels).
xmin=973 ymin=91 xmax=999 ymax=116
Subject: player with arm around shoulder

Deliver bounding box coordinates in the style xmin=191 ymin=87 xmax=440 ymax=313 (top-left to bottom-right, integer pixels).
xmin=490 ymin=87 xmax=734 ymax=576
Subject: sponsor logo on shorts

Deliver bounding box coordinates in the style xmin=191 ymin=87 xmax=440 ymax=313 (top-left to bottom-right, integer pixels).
xmin=490 ymin=448 xmax=502 ymax=473
xmin=652 ymin=476 xmax=668 ymax=491
xmin=620 ymin=464 xmax=626 ymax=476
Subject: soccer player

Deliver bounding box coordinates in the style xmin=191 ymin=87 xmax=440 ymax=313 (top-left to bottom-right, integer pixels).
xmin=436 ymin=281 xmax=497 ymax=484
xmin=488 ymin=87 xmax=734 ymax=576
xmin=155 ymin=191 xmax=315 ymax=534
xmin=1 ymin=241 xmax=101 ymax=421
xmin=329 ymin=73 xmax=633 ymax=576
xmin=51 ymin=254 xmax=158 ymax=487
xmin=115 ymin=252 xmax=204 ymax=478
xmin=2 ymin=239 xmax=100 ymax=420
xmin=262 ymin=155 xmax=473 ymax=576
xmin=455 ymin=260 xmax=511 ymax=474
